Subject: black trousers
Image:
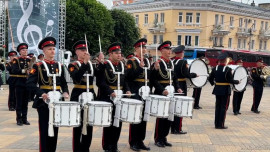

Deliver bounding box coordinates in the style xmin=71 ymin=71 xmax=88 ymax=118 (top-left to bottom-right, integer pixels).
xmin=251 ymin=86 xmax=264 ymax=111
xmin=37 ymin=107 xmax=59 ymax=152
xmin=171 ymin=116 xmax=183 ymax=132
xmin=73 ymin=109 xmax=93 ymax=152
xmin=8 ymin=84 xmax=16 ymax=109
xmin=215 ymin=95 xmax=230 ymax=128
xmin=102 ymin=105 xmax=122 ymax=150
xmin=232 ymin=91 xmax=244 ymax=113
xmin=154 ymin=118 xmax=171 ymax=142
xmin=193 ymin=88 xmax=202 ymax=107
xmin=15 ymin=86 xmax=29 ymax=121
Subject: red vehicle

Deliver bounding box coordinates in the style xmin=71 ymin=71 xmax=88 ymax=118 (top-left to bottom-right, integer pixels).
xmin=205 ymin=49 xmax=270 ymax=68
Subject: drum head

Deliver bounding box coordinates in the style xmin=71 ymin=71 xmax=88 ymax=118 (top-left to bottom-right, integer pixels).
xmin=88 ymin=101 xmax=112 ymax=105
xmin=121 ymin=98 xmax=142 ymax=104
xmin=189 ymin=59 xmax=208 ymax=87
xmin=149 ymin=95 xmax=169 ymax=99
xmin=232 ymin=66 xmax=248 ymax=92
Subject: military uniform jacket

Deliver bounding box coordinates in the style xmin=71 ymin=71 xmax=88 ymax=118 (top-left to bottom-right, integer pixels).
xmin=96 ymin=61 xmax=130 ymax=103
xmin=150 ymin=58 xmax=180 ymax=95
xmin=126 ymin=57 xmax=150 ymax=99
xmin=11 ymin=57 xmax=31 ymax=87
xmin=6 ymin=62 xmax=16 ymax=85
xmin=251 ymin=67 xmax=264 ymax=87
xmin=208 ymin=65 xmax=239 ymax=96
xmin=26 ymin=61 xmax=69 ymax=108
xmin=173 ymin=58 xmax=196 ymax=90
xmin=68 ymin=61 xmax=99 ymax=101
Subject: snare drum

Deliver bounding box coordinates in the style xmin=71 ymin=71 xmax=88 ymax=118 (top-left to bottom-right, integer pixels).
xmin=147 ymin=95 xmax=170 ymax=118
xmin=186 ymin=59 xmax=208 ymax=88
xmin=227 ymin=65 xmax=248 ymax=92
xmin=53 ymin=101 xmax=81 ymax=127
xmin=174 ymin=96 xmax=194 ymax=117
xmin=120 ymin=98 xmax=143 ymax=124
xmin=87 ymin=101 xmax=113 ymax=127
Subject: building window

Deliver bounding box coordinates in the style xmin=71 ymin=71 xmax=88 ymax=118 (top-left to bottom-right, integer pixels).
xmin=154 ymin=13 xmax=158 ymax=24
xmin=253 ymin=20 xmax=256 ymax=30
xmin=213 ymin=37 xmax=218 ymax=46
xmin=186 ymin=13 xmax=193 ymax=24
xmin=261 ymin=21 xmax=264 ymax=30
xmin=265 ymin=22 xmax=268 ymax=30
xmin=228 ymin=38 xmax=232 ymax=48
xmin=159 ymin=35 xmax=163 ymax=44
xmin=259 ymin=40 xmax=262 ymax=50
xmin=135 ymin=15 xmax=139 ymax=25
xmin=215 ymin=14 xmax=219 ymax=26
xmin=196 ymin=13 xmax=200 ymax=24
xmin=144 ymin=14 xmax=148 ymax=24
xmin=185 ymin=35 xmax=192 ymax=46
xmin=177 ymin=35 xmax=181 ymax=45
xmin=251 ymin=40 xmax=255 ymax=50
xmin=144 ymin=35 xmax=147 ymax=39
xmin=219 ymin=37 xmax=223 ymax=46
xmin=239 ymin=18 xmax=243 ymax=27
xmin=243 ymin=39 xmax=246 ymax=49
xmin=160 ymin=13 xmax=165 ymax=23
xmin=195 ymin=36 xmax=199 ymax=46
xmin=230 ymin=16 xmax=234 ymax=27
xmin=153 ymin=35 xmax=157 ymax=44
xmin=264 ymin=41 xmax=267 ymax=50
xmin=220 ymin=15 xmax=224 ymax=25
xmin=178 ymin=12 xmax=183 ymax=23
xmin=237 ymin=39 xmax=241 ymax=48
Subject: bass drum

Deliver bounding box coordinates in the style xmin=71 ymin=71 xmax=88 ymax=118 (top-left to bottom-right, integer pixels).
xmin=227 ymin=65 xmax=248 ymax=92
xmin=186 ymin=59 xmax=208 ymax=88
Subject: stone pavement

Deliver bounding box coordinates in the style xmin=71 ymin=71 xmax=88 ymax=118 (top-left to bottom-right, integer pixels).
xmin=0 ymin=84 xmax=270 ymax=152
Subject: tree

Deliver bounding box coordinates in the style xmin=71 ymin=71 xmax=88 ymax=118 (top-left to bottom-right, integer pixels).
xmin=66 ymin=0 xmax=114 ymax=55
xmin=110 ymin=9 xmax=140 ymax=56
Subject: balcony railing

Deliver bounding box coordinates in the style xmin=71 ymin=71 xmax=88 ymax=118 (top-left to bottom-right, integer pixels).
xmin=236 ymin=27 xmax=250 ymax=38
xmin=259 ymin=29 xmax=270 ymax=40
xmin=212 ymin=24 xmax=230 ymax=36
xmin=148 ymin=22 xmax=166 ymax=33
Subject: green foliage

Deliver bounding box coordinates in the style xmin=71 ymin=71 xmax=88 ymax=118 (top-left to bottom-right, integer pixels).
xmin=110 ymin=9 xmax=140 ymax=56
xmin=66 ymin=0 xmax=114 ymax=55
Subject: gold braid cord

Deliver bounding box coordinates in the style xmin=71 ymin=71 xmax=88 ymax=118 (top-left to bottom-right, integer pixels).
xmin=159 ymin=68 xmax=169 ymax=79
xmin=38 ymin=65 xmax=52 ymax=85
xmin=105 ymin=69 xmax=117 ymax=83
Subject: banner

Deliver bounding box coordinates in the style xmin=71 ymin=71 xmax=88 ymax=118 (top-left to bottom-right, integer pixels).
xmin=8 ymin=0 xmax=59 ymax=57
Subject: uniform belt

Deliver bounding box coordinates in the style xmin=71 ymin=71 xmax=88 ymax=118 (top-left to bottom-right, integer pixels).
xmin=40 ymin=85 xmax=61 ymax=90
xmin=158 ymin=80 xmax=170 ymax=84
xmin=74 ymin=84 xmax=94 ymax=89
xmin=215 ymin=83 xmax=230 ymax=86
xmin=134 ymin=79 xmax=149 ymax=82
xmin=177 ymin=78 xmax=186 ymax=82
xmin=9 ymin=74 xmax=27 ymax=78
xmin=109 ymin=86 xmax=123 ymax=90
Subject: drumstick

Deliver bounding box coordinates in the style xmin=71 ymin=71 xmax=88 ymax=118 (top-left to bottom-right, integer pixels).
xmin=197 ymin=74 xmax=209 ymax=77
xmin=155 ymin=43 xmax=158 ymax=62
xmin=239 ymin=75 xmax=249 ymax=82
xmin=98 ymin=35 xmax=102 ymax=53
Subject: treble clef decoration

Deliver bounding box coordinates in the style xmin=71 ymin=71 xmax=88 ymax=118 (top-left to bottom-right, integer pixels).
xmin=17 ymin=0 xmax=42 ymax=54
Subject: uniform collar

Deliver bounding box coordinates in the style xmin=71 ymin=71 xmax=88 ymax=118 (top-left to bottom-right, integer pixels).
xmin=109 ymin=59 xmax=119 ymax=66
xmin=135 ymin=55 xmax=143 ymax=60
xmin=161 ymin=56 xmax=170 ymax=63
xmin=218 ymin=63 xmax=226 ymax=66
xmin=44 ymin=59 xmax=55 ymax=64
xmin=19 ymin=56 xmax=28 ymax=59
xmin=172 ymin=56 xmax=182 ymax=60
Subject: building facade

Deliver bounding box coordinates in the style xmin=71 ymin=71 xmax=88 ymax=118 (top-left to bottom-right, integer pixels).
xmin=115 ymin=0 xmax=270 ymax=53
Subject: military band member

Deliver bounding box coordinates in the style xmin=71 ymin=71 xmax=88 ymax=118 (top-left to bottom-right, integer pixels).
xmin=6 ymin=51 xmax=18 ymax=111
xmin=232 ymin=59 xmax=245 ymax=115
xmin=28 ymin=53 xmax=34 ymax=59
xmin=126 ymin=38 xmax=150 ymax=151
xmin=96 ymin=42 xmax=131 ymax=152
xmin=11 ymin=43 xmax=31 ymax=126
xmin=251 ymin=58 xmax=265 ymax=114
xmin=208 ymin=53 xmax=239 ymax=129
xmin=26 ymin=37 xmax=69 ymax=152
xmin=38 ymin=54 xmax=44 ymax=61
xmin=170 ymin=45 xmax=197 ymax=134
xmin=151 ymin=41 xmax=181 ymax=147
xmin=68 ymin=40 xmax=103 ymax=152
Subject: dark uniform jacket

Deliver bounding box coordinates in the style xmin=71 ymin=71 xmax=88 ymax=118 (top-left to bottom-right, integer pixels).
xmin=68 ymin=61 xmax=99 ymax=101
xmin=172 ymin=58 xmax=196 ymax=90
xmin=251 ymin=67 xmax=264 ymax=87
xmin=26 ymin=61 xmax=69 ymax=108
xmin=11 ymin=57 xmax=31 ymax=87
xmin=96 ymin=61 xmax=130 ymax=103
xmin=126 ymin=57 xmax=150 ymax=99
xmin=150 ymin=58 xmax=180 ymax=95
xmin=6 ymin=62 xmax=15 ymax=84
xmin=209 ymin=65 xmax=239 ymax=96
